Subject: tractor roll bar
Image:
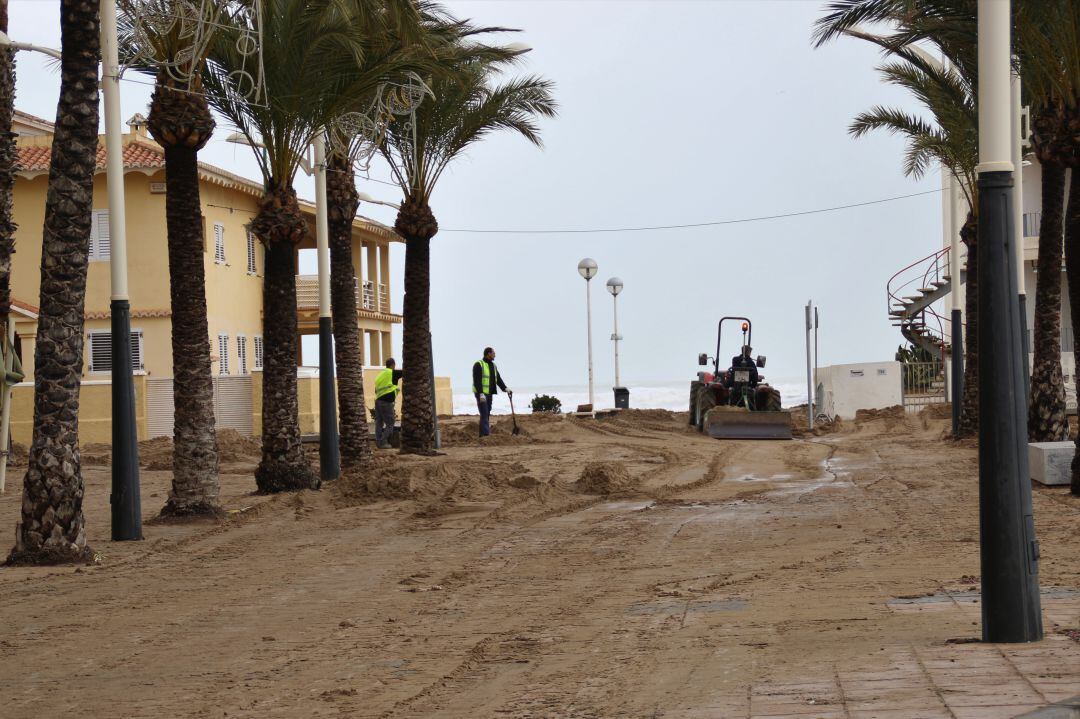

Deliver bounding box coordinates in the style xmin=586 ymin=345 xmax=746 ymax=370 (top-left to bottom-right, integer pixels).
xmin=715 ymin=317 xmax=752 ymax=375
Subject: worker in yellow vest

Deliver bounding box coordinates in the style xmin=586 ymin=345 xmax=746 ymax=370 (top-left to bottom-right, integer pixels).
xmin=373 ymin=358 xmax=403 ymax=449
xmin=473 ymin=347 xmax=511 ymax=437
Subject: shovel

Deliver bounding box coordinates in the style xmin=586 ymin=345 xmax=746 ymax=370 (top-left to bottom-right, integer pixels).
xmin=509 ymin=394 xmax=521 ymax=435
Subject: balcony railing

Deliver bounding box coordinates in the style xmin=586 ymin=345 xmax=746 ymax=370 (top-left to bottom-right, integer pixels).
xmin=361 ymin=280 xmax=375 ymax=311
xmin=295 ymin=275 xmax=392 ymax=314
xmin=296 ymin=275 xmax=359 ymax=310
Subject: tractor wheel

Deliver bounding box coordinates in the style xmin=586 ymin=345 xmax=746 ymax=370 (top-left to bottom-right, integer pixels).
xmin=696 ymin=385 xmax=718 ymax=432
xmin=688 ymin=381 xmax=702 ymax=425
xmin=760 ymin=385 xmax=782 ymax=412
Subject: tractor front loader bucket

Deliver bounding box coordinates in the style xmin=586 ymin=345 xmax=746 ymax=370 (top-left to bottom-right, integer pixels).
xmin=704 ymin=406 xmax=793 ymax=440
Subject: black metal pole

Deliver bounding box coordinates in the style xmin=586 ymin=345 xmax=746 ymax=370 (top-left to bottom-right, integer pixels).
xmin=110 ymin=300 xmax=142 ymax=541
xmin=1018 ymin=293 xmax=1030 ymax=395
xmin=951 ymin=309 xmax=963 ymax=437
xmin=977 ymin=169 xmax=1043 ymax=643
xmin=318 ymin=316 xmax=339 ymax=481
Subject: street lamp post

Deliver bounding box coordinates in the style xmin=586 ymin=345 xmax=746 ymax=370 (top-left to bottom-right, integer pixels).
xmin=975 ymin=0 xmax=1042 ymax=643
xmin=578 ymin=259 xmax=597 ymax=412
xmin=606 ymin=277 xmax=626 ymax=408
xmin=101 ymin=0 xmax=142 ymax=541
xmin=312 ymin=131 xmax=339 ymax=482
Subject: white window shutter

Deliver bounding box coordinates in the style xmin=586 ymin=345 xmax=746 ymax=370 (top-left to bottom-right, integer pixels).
xmin=89 ymin=331 xmax=111 ymax=372
xmin=90 ymin=210 xmax=111 ymax=260
xmin=132 ymin=331 xmax=144 ymax=370
xmin=246 ymin=231 xmax=257 ymax=274
xmin=254 ymin=336 xmax=263 ymax=370
xmin=237 ymin=335 xmax=248 ymax=375
xmin=214 ymin=224 xmax=226 ymax=264
xmin=218 ymin=334 xmax=229 ymax=374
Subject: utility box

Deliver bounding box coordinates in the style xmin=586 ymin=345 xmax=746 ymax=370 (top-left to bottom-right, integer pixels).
xmin=613 ymin=386 xmax=630 ymax=409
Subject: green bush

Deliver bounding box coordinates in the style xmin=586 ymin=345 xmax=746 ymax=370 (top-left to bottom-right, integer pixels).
xmin=530 ymin=394 xmax=562 ymax=413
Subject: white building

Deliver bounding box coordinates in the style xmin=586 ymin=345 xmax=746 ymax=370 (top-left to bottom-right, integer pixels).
xmin=888 ymin=157 xmax=1072 ymax=401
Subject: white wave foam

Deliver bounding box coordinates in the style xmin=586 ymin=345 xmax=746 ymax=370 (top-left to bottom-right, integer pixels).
xmin=453 ymin=380 xmax=808 ymax=416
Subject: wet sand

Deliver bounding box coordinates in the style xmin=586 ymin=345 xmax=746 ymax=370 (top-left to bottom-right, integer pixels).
xmin=0 ymin=408 xmax=1078 ymax=717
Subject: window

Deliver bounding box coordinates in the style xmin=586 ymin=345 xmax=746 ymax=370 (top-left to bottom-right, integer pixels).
xmin=253 ymin=336 xmax=264 ymax=370
xmin=214 ymin=223 xmax=225 ymax=264
xmin=217 ymin=333 xmax=230 ymax=375
xmin=246 ymin=231 xmax=257 ymax=274
xmin=87 ymin=329 xmax=143 ymax=373
xmin=89 ymin=210 xmax=110 ymax=261
xmin=237 ymin=335 xmax=248 ymax=375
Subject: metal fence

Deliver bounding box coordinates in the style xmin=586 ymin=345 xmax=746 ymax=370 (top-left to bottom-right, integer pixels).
xmin=901 ymin=360 xmax=947 ymax=413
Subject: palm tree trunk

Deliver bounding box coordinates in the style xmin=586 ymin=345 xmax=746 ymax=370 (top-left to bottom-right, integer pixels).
xmin=1028 ymin=163 xmax=1069 ymax=441
xmin=8 ymin=0 xmax=99 ymax=565
xmin=1065 ymin=171 xmax=1080 ymax=495
xmin=326 ymin=152 xmax=370 ymax=467
xmin=957 ymin=211 xmax=979 ymax=439
xmin=147 ymin=77 xmax=222 ymax=517
xmin=0 ymin=0 xmax=16 ymax=325
xmin=160 ymin=143 xmax=222 ymax=515
xmin=252 ymin=186 xmax=317 ymax=492
xmin=394 ymin=194 xmax=438 ymax=455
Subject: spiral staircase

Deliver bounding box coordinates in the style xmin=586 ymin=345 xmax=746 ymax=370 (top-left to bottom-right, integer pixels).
xmin=887 ymin=247 xmax=961 ymax=360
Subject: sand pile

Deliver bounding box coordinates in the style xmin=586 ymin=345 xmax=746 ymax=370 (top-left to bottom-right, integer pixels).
xmin=574 ymin=461 xmax=639 ymax=495
xmin=337 ymin=456 xmax=537 ymax=504
xmin=790 ymin=406 xmax=844 ymax=437
xmin=854 ymin=405 xmax=905 ymax=422
xmin=439 ymin=418 xmax=538 ymax=447
xmin=136 ymin=429 xmax=263 ymax=471
xmin=81 ymin=443 xmax=112 ymax=466
xmin=598 ymin=409 xmax=682 ymax=432
xmin=920 ymin=403 xmax=952 ymax=420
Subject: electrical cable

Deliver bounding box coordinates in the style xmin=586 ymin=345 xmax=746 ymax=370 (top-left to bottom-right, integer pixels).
xmin=438 ymin=188 xmax=943 ymax=234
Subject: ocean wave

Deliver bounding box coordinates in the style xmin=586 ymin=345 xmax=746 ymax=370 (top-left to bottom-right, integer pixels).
xmin=453 ymin=380 xmax=808 ymax=416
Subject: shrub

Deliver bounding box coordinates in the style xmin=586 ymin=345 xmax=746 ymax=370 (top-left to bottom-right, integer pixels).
xmin=530 ymin=394 xmax=562 ymax=413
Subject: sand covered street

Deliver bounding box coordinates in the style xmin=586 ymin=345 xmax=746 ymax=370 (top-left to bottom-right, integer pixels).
xmin=0 ymin=408 xmax=1078 ymax=718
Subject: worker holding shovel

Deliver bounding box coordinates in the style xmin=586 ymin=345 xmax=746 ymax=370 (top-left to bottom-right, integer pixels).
xmin=473 ymin=347 xmax=513 ymax=437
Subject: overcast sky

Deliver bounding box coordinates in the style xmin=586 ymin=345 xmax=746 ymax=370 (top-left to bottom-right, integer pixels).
xmin=10 ymin=0 xmax=943 ymax=401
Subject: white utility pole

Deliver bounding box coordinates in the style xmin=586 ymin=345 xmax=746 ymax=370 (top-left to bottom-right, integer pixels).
xmin=578 ymin=259 xmax=598 ymax=411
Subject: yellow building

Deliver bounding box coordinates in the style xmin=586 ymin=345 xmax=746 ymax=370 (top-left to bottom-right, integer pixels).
xmin=9 ymin=110 xmax=449 ymax=443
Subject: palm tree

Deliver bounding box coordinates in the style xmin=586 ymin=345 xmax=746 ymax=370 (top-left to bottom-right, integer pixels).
xmin=8 ymin=0 xmax=100 ymax=565
xmin=202 ymin=0 xmax=426 ymax=490
xmin=119 ymin=0 xmax=231 ymax=517
xmin=814 ymin=10 xmax=982 ymax=437
xmin=379 ymin=54 xmax=556 ymax=454
xmin=0 ymin=0 xmax=16 ymax=329
xmin=1017 ymin=0 xmax=1080 ymax=490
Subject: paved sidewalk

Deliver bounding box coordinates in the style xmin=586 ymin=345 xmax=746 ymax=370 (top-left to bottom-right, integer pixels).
xmin=675 ymin=590 xmax=1080 ymax=718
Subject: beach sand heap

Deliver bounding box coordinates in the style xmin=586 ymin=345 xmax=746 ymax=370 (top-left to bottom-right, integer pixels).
xmin=337 ymin=455 xmax=537 ymax=504
xmin=574 ymin=461 xmax=639 ymax=495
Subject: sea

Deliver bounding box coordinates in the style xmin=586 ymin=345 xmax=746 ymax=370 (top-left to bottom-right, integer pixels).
xmin=453 ymin=379 xmax=809 ymax=416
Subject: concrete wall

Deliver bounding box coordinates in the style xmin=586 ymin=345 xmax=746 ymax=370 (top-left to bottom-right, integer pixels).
xmin=10 ymin=375 xmax=148 ymax=446
xmin=815 ymin=361 xmax=903 ymax=420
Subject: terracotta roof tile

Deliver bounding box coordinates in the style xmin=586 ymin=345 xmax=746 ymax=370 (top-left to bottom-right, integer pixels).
xmin=16 ymin=142 xmax=165 ymax=174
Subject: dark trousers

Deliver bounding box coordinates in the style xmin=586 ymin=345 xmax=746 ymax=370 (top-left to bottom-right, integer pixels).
xmin=477 ymin=393 xmax=493 ymax=436
xmin=375 ymin=399 xmax=396 ymax=448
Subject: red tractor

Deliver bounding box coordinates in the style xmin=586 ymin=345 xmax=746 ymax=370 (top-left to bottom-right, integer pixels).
xmin=689 ymin=317 xmax=791 ymax=440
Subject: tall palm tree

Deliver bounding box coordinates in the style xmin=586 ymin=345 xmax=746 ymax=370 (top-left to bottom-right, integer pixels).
xmin=379 ymin=54 xmax=556 ymax=454
xmin=202 ymin=0 xmax=425 ymax=490
xmin=814 ymin=9 xmax=983 ymax=437
xmin=323 ymin=6 xmax=508 ymax=467
xmin=0 ymin=0 xmax=15 ymax=329
xmin=119 ymin=0 xmax=233 ymax=517
xmin=8 ymin=0 xmax=100 ymax=565
xmin=1017 ymin=0 xmax=1080 ymax=491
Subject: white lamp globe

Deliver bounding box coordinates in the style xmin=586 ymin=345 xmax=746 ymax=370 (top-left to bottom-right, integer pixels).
xmin=606 ymin=277 xmax=623 ymax=296
xmin=578 ymin=258 xmax=598 ymax=281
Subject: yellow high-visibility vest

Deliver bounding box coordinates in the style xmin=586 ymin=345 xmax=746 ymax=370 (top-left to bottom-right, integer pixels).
xmin=375 ymin=368 xmax=398 ymax=400
xmin=473 ymin=360 xmax=497 ymax=394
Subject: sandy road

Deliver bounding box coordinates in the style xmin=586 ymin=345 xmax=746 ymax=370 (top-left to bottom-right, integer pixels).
xmin=0 ymin=409 xmax=1077 ymax=717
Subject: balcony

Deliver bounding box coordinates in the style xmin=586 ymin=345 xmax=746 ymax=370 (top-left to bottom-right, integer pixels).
xmin=296 ymin=275 xmax=392 ymax=316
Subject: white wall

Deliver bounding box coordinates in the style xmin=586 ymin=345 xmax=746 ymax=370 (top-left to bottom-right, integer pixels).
xmin=815 ymin=361 xmax=903 ymax=420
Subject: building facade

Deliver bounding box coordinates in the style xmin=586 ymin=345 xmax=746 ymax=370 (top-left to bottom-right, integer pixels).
xmin=9 ymin=110 xmax=448 ymax=443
